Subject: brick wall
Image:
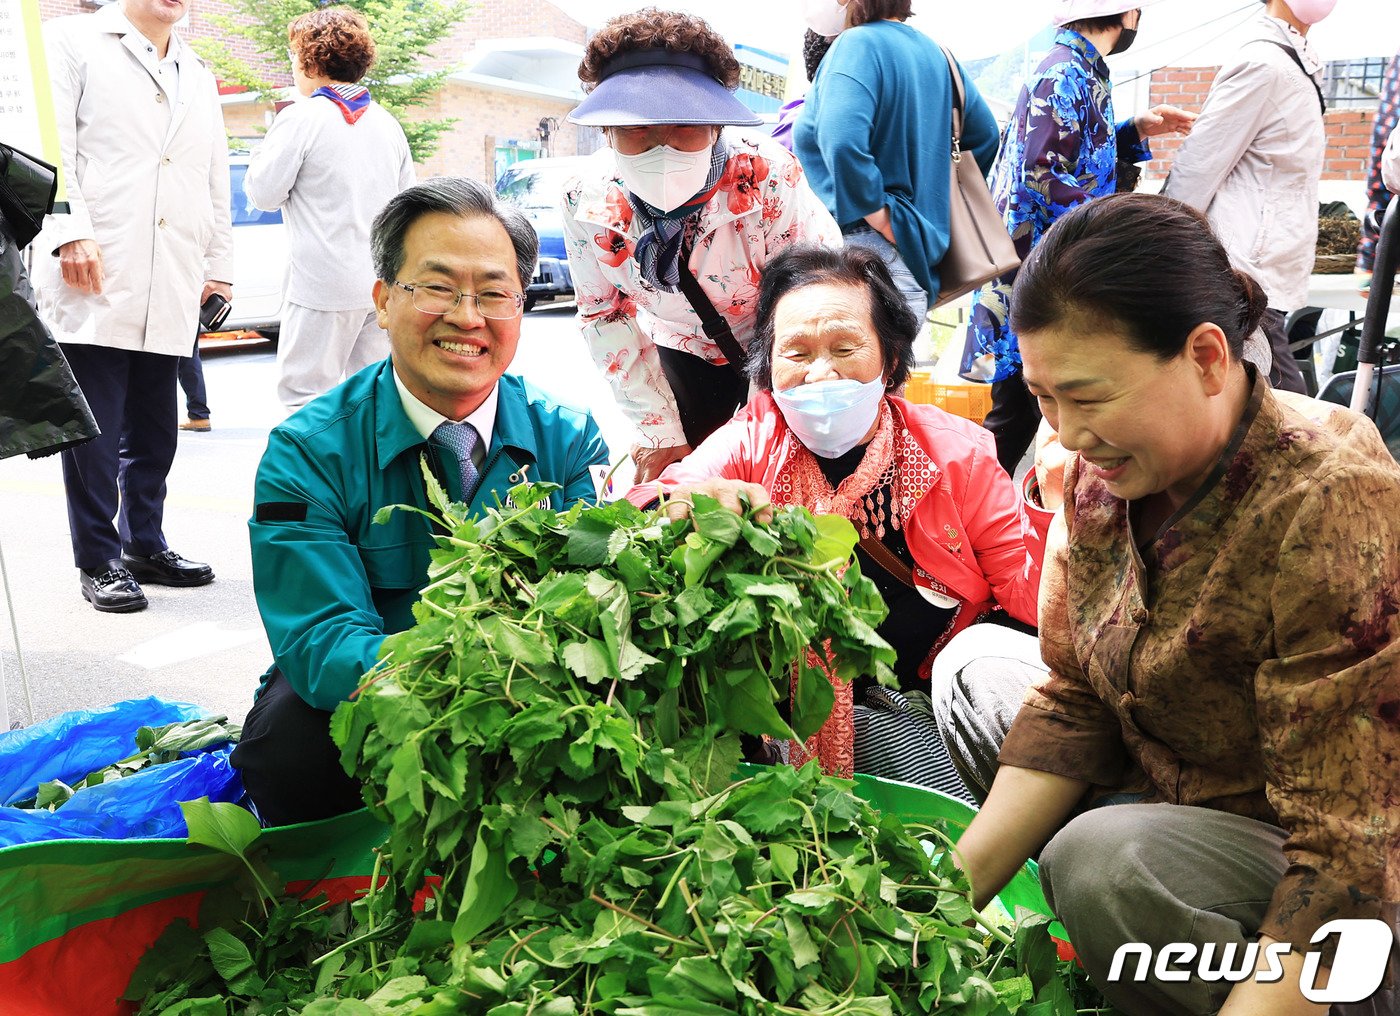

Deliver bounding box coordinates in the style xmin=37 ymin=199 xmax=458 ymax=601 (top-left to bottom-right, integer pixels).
xmin=1144 ymin=65 xmax=1374 ymax=182
xmin=420 ymin=0 xmax=585 ymax=74
xmin=1141 ymin=67 xmax=1215 ymax=178
xmin=418 ymin=82 xmax=578 ymax=180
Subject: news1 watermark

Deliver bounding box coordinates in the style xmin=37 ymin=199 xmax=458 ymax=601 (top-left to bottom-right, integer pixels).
xmin=1106 ymin=919 xmax=1395 ymax=1004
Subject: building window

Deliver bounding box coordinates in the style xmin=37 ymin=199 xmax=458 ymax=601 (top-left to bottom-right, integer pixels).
xmin=1323 ymin=57 xmax=1389 ymax=110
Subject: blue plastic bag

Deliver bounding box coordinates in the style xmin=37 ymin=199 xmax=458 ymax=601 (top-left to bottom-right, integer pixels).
xmin=0 ymin=698 xmax=244 ymax=848
xmin=0 ymin=698 xmax=206 ymax=806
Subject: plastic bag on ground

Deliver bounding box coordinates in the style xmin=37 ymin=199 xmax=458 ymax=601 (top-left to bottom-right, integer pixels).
xmin=0 ymin=698 xmax=244 ymax=848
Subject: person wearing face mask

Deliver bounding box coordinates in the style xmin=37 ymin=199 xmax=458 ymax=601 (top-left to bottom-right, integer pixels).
xmin=623 ymin=244 xmax=1055 ymax=798
xmin=964 ymin=0 xmax=1197 ymax=475
xmin=793 ymin=0 xmax=1001 ymax=324
xmin=1164 ymin=0 xmax=1335 ymax=396
xmin=560 ymin=10 xmax=840 ymax=485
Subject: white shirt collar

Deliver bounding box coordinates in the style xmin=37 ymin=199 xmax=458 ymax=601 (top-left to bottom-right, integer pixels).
xmin=392 ymin=367 xmax=498 ymax=453
xmin=105 ymin=5 xmax=185 ymax=63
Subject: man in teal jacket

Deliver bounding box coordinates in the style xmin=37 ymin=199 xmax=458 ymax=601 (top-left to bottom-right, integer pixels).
xmin=232 ymin=178 xmax=611 ymax=825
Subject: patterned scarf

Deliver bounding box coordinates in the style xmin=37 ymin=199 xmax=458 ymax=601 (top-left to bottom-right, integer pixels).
xmin=769 ymin=400 xmax=937 ymax=777
xmin=629 ymin=141 xmax=728 ymax=292
xmin=312 ymin=83 xmax=372 ymax=125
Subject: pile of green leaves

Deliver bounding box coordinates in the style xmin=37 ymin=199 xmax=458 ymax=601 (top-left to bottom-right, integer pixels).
xmin=24 ymin=716 xmax=241 ymax=810
xmin=332 ymin=478 xmax=896 ymax=922
xmin=129 ymin=477 xmax=1099 ymax=1014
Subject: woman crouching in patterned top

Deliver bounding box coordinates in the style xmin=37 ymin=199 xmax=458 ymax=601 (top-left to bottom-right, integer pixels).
xmin=624 ymin=243 xmax=1056 ymax=800
xmin=942 ymin=192 xmax=1400 ymax=1016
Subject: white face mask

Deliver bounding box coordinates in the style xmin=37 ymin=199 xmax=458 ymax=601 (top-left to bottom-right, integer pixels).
xmin=612 ymin=142 xmax=714 ymax=213
xmin=801 ymin=0 xmax=848 ymax=37
xmin=1288 ymin=0 xmax=1336 ymax=24
xmin=773 ymin=377 xmax=886 ymax=459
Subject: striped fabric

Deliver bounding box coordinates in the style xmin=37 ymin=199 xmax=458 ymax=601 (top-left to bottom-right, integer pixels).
xmin=853 ymin=686 xmax=974 ymax=803
xmin=311 ymin=83 xmax=372 ymax=125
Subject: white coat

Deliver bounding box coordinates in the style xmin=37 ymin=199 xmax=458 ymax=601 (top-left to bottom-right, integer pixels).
xmin=1163 ymin=13 xmax=1326 ymax=312
xmin=1383 ymin=127 xmax=1400 ymax=195
xmin=34 ymin=3 xmax=233 ymax=357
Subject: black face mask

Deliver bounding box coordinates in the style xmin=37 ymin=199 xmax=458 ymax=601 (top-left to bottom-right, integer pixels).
xmin=1110 ymin=26 xmax=1138 ymax=55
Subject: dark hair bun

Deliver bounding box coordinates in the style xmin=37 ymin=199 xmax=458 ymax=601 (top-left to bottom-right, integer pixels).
xmin=1232 ymin=268 xmax=1269 ymax=340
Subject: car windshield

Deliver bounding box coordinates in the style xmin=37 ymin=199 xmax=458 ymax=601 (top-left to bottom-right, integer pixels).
xmin=229 ymin=163 xmax=283 ymax=226
xmin=497 ymin=163 xmax=577 ymax=210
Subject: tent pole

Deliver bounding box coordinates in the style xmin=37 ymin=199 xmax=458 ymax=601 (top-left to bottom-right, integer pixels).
xmin=0 ymin=530 xmax=33 ymax=729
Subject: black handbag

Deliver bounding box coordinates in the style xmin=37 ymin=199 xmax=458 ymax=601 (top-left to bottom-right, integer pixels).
xmin=0 ymin=142 xmax=59 ymax=250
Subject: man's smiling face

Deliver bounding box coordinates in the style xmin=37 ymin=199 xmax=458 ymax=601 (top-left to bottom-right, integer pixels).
xmin=374 ymin=211 xmax=525 ymax=421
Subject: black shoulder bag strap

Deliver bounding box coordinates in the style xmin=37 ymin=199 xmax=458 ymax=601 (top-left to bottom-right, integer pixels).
xmin=857 ymin=536 xmax=916 ymax=589
xmin=1259 ymin=39 xmax=1326 ymax=117
xmin=675 ymin=234 xmax=749 ymax=376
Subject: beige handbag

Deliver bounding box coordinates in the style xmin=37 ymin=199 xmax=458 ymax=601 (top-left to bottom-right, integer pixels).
xmin=932 ymin=44 xmax=1020 ymax=309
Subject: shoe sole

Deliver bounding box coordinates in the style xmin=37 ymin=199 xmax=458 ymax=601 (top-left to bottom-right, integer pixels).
xmin=81 ymin=584 xmax=149 ymax=613
xmin=121 ymin=568 xmax=215 ymax=588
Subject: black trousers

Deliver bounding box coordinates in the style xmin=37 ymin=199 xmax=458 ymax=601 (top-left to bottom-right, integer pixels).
xmin=178 ymin=336 xmax=210 ymax=420
xmin=982 ymin=371 xmax=1042 ymax=476
xmin=1260 ymin=307 xmax=1309 ymax=395
xmin=655 ymin=345 xmax=749 ymax=448
xmin=59 ymin=343 xmax=179 ymax=569
xmin=230 ymin=669 xmax=364 ymax=827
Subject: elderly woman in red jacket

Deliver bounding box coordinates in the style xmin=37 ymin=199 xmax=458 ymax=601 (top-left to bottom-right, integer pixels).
xmin=626 ymin=244 xmax=1053 ymax=799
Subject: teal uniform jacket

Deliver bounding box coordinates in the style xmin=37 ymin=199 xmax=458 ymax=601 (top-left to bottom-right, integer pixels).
xmin=250 ymin=359 xmax=611 ymax=711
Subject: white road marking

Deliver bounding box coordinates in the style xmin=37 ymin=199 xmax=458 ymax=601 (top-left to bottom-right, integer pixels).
xmin=117 ymin=622 xmax=263 ymax=670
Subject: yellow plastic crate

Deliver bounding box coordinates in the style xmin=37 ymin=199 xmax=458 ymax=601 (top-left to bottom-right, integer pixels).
xmin=902 ymin=372 xmax=995 ymax=425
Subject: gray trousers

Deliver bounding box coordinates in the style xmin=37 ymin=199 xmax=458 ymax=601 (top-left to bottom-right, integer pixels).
xmin=928 ymin=624 xmax=1398 ymax=1016
xmin=277 ymin=303 xmax=388 ymax=408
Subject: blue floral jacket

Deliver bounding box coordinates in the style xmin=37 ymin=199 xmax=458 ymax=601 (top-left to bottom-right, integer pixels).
xmin=965 ymin=30 xmax=1151 ymax=382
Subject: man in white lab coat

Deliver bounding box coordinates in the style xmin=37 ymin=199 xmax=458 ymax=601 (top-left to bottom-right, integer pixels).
xmin=36 ymin=0 xmax=233 ymax=612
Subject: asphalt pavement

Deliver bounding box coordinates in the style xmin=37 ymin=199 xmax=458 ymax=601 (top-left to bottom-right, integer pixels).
xmin=0 ymin=305 xmax=637 ymax=730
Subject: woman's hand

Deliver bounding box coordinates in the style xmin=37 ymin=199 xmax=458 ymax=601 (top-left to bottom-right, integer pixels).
xmin=954 ymin=766 xmax=1086 ymax=910
xmin=632 ymin=443 xmax=691 ymax=485
xmin=662 ymin=478 xmax=773 ymax=524
xmin=863 ymin=207 xmax=897 ymax=245
xmin=1135 ymin=104 xmax=1197 ymax=139
xmin=1033 ymin=421 xmax=1069 ymax=512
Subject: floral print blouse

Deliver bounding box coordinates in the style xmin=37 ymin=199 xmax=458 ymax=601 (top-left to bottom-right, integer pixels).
xmin=964 ymin=30 xmax=1151 ymax=382
xmin=561 ymin=134 xmax=841 ymax=449
xmin=1000 ymin=377 xmax=1400 ymax=951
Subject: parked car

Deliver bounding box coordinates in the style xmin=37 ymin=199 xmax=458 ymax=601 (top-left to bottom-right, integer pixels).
xmin=495 ymin=155 xmax=591 ymax=311
xmin=224 ymin=152 xmax=288 ymax=337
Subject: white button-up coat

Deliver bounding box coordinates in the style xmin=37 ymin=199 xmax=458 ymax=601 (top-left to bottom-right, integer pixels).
xmin=34 ymin=3 xmax=233 ymax=356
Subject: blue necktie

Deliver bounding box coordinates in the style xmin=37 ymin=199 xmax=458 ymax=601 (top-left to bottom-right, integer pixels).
xmin=432 ymin=420 xmax=480 ymax=502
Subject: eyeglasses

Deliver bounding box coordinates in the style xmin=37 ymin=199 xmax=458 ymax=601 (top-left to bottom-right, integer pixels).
xmin=392 ymin=281 xmax=525 ymax=320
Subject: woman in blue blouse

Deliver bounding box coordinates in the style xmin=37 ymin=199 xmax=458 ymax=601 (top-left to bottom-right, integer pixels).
xmin=793 ymin=0 xmax=999 ymax=322
xmin=965 ymin=0 xmax=1195 ymax=474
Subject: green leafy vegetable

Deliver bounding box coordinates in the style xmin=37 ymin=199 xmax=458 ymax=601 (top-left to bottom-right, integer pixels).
xmin=128 ymin=480 xmax=1113 ymax=1015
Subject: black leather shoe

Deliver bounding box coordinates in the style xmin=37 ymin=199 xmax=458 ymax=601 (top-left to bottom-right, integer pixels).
xmin=80 ymin=561 xmax=149 ymax=613
xmin=120 ymin=549 xmax=215 ymax=587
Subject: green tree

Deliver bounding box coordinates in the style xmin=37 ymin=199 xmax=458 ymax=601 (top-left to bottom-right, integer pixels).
xmin=194 ymin=0 xmax=474 ymax=162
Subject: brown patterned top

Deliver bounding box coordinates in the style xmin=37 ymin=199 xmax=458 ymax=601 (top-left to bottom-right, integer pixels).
xmin=1000 ymin=376 xmax=1400 ymax=948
